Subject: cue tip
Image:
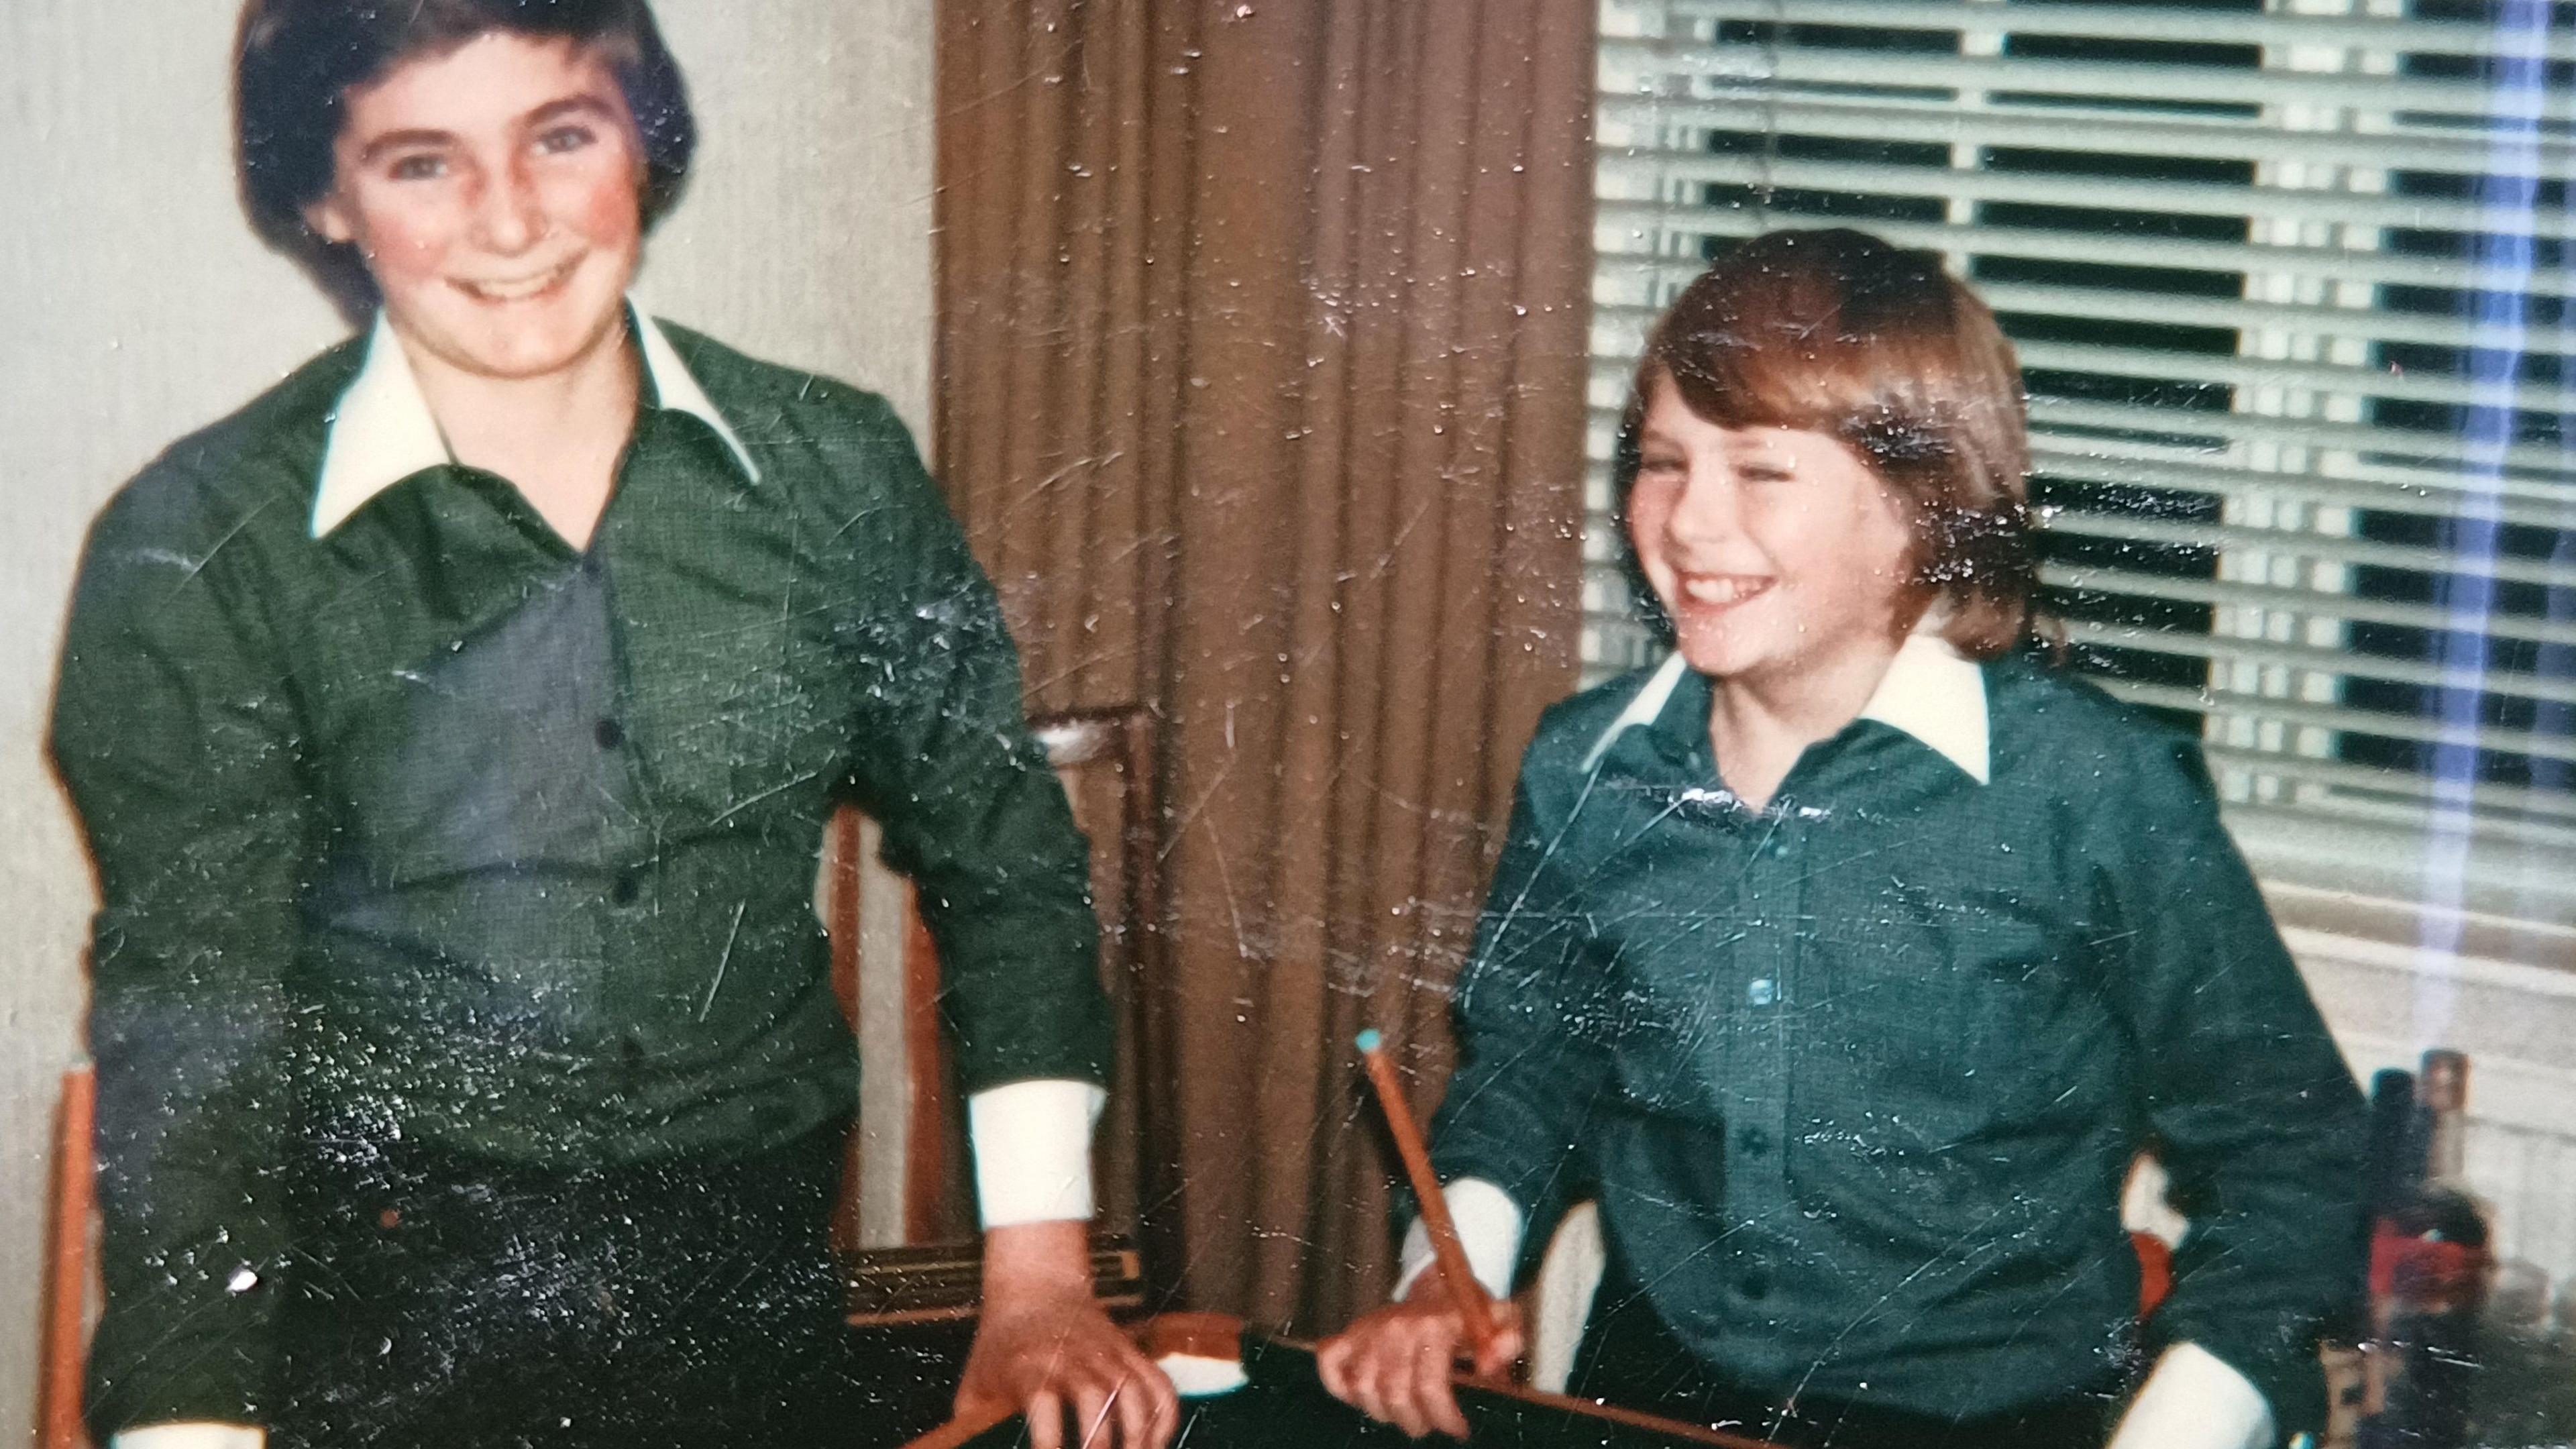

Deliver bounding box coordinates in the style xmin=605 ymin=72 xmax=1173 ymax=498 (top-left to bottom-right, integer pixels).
xmin=1354 ymin=1028 xmax=1383 ymax=1053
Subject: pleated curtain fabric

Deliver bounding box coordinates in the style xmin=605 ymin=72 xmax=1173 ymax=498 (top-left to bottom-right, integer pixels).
xmin=934 ymin=0 xmax=1596 ymax=1332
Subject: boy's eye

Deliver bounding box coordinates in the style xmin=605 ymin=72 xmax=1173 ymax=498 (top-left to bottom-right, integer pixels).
xmin=386 ymin=153 xmax=448 ymax=182
xmin=536 ymin=125 xmax=598 ymax=156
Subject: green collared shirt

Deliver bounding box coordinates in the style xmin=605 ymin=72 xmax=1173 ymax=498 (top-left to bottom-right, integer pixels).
xmin=1428 ymin=640 xmax=2366 ymax=1432
xmin=52 ymin=317 xmax=1110 ymax=1432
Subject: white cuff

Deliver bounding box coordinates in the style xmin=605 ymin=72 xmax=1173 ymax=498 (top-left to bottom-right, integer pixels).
xmin=967 ymin=1078 xmax=1106 ymax=1228
xmin=2106 ymin=1342 xmax=2275 ymax=1449
xmin=1391 ymin=1177 xmax=1525 ymax=1301
xmin=111 ymin=1426 xmax=265 ymax=1449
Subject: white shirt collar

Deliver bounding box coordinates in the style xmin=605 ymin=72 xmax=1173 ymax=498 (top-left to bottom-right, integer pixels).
xmin=1579 ymin=652 xmax=1692 ymax=772
xmin=1580 ymin=630 xmax=1990 ymax=784
xmin=1858 ymin=630 xmax=1991 ymax=784
xmin=310 ymin=305 xmax=760 ymax=538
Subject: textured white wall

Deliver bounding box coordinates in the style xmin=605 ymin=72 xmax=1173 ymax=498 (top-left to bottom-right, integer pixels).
xmin=0 ymin=2 xmax=932 ymax=1436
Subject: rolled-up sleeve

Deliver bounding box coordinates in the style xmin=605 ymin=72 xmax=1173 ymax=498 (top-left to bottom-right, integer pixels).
xmin=2092 ymin=736 xmax=2367 ymax=1438
xmin=53 ymin=478 xmax=308 ymax=1437
xmin=832 ymin=395 xmax=1112 ymax=1097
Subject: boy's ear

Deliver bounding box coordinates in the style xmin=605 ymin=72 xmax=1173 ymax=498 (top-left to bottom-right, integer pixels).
xmin=305 ymin=193 xmax=356 ymax=246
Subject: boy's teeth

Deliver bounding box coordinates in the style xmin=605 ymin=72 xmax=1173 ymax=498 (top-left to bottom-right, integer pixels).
xmin=1682 ymin=576 xmax=1766 ymax=605
xmin=464 ymin=266 xmax=566 ymax=301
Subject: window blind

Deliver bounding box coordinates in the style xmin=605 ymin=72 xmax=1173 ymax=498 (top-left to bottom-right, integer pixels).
xmin=1587 ymin=0 xmax=2576 ymax=924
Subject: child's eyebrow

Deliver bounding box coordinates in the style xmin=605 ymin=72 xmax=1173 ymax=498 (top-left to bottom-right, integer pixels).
xmin=356 ymin=128 xmax=457 ymax=164
xmin=522 ymin=95 xmax=623 ymax=129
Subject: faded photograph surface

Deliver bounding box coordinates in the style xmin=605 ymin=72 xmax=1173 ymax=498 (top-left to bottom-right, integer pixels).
xmin=3 ymin=4 xmax=2571 ymax=1449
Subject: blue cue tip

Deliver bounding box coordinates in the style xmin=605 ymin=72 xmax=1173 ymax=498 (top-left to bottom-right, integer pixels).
xmin=1354 ymin=1028 xmax=1383 ymax=1053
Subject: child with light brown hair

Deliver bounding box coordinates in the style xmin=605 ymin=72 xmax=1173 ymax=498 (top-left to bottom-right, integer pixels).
xmin=1319 ymin=228 xmax=2364 ymax=1449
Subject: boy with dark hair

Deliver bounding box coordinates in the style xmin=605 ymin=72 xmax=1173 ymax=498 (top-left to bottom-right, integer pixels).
xmin=54 ymin=4 xmax=1176 ymax=1446
xmin=233 ymin=0 xmax=699 ymax=319
xmin=1320 ymin=229 xmax=2365 ymax=1449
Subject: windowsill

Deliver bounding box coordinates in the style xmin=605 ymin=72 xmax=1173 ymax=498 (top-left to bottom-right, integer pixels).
xmin=2261 ymin=877 xmax=2576 ymax=979
xmin=2229 ymin=807 xmax=2576 ymax=968
xmin=2259 ymin=881 xmax=2576 ymax=1140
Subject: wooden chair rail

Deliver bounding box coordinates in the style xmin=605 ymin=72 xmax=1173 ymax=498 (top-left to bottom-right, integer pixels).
xmin=845 ymin=1232 xmax=1145 ymax=1327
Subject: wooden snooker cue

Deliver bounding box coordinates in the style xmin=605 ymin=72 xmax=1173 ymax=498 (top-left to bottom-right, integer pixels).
xmin=897 ymin=1315 xmax=1786 ymax=1449
xmin=1354 ymin=1028 xmax=1503 ymax=1362
xmin=898 ymin=1316 xmax=1243 ymax=1449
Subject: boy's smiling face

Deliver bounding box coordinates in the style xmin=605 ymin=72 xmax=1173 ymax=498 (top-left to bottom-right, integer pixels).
xmin=305 ymin=32 xmax=645 ymax=382
xmin=1627 ymin=377 xmax=1925 ymax=690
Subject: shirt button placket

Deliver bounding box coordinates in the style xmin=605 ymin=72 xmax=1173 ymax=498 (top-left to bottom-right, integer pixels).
xmin=596 ymin=629 xmax=667 ymax=1030
xmin=1772 ymin=822 xmax=1799 ymax=1180
xmin=1744 ymin=821 xmax=1797 ymax=1240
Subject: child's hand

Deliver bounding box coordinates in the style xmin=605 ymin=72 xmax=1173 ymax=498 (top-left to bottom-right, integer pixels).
xmin=1315 ymin=1281 xmax=1525 ymax=1439
xmin=955 ymin=1222 xmax=1180 ymax=1449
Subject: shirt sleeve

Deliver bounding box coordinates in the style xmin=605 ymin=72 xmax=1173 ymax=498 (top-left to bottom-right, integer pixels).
xmin=1421 ymin=751 xmax=1615 ymax=1285
xmin=52 ymin=480 xmax=307 ymax=1436
xmin=2088 ymin=732 xmax=2367 ymax=1439
xmin=968 ymin=1078 xmax=1107 ymax=1227
xmin=830 ymin=393 xmax=1113 ymax=1096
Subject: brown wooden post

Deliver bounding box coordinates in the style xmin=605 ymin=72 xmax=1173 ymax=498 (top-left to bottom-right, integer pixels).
xmin=40 ymin=1064 xmax=97 ymax=1449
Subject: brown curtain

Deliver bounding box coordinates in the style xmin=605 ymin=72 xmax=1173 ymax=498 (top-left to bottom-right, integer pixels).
xmin=935 ymin=0 xmax=1597 ymax=1336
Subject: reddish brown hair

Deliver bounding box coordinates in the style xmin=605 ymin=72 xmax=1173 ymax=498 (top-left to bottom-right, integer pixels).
xmin=1615 ymin=227 xmax=2037 ymax=659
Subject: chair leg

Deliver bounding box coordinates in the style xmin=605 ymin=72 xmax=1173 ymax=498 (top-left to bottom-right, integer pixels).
xmin=40 ymin=1065 xmax=97 ymax=1449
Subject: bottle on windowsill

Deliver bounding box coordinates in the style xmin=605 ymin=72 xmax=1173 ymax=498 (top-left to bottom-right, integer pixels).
xmin=2357 ymin=1050 xmax=2491 ymax=1449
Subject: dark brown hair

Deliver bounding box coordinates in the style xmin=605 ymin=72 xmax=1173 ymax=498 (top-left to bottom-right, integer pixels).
xmin=1615 ymin=227 xmax=2038 ymax=659
xmin=235 ymin=0 xmax=695 ymax=320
